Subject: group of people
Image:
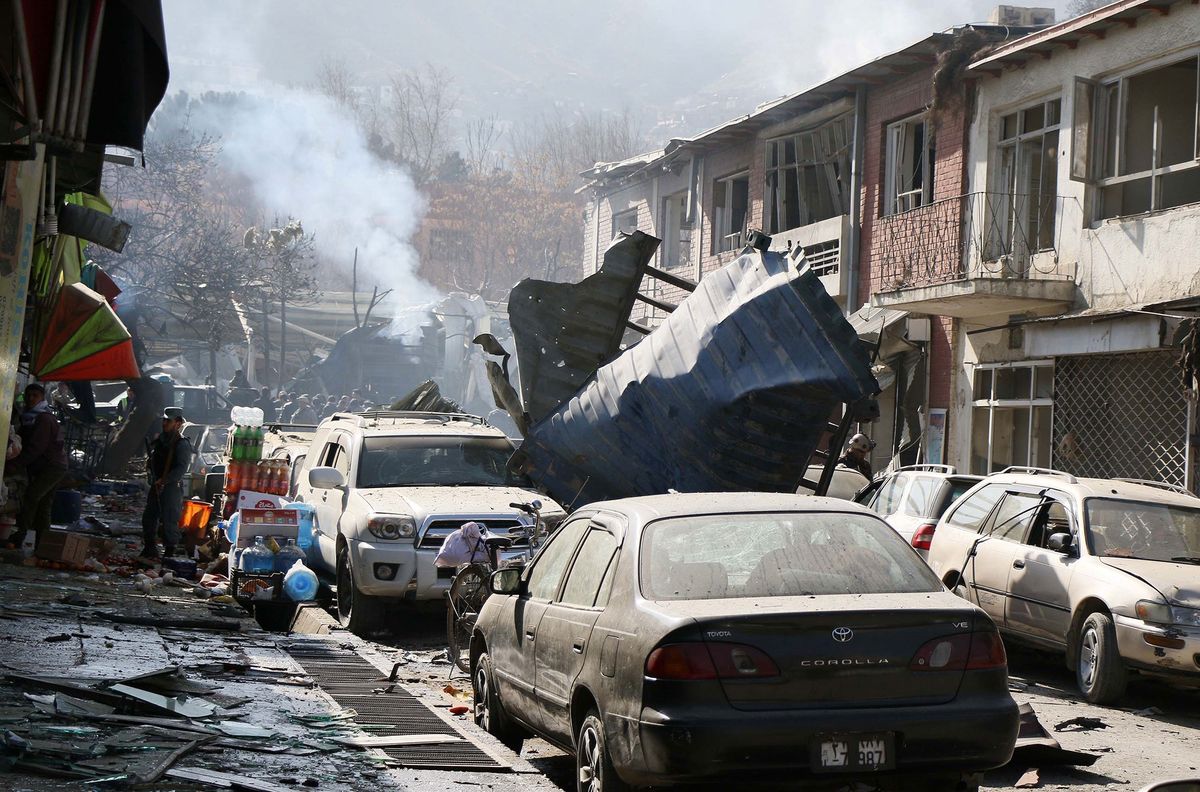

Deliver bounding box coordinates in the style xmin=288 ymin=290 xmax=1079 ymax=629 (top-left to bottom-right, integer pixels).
xmin=252 ymin=388 xmax=379 ymax=425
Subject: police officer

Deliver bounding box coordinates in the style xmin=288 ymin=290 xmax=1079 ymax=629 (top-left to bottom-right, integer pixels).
xmin=140 ymin=407 xmax=193 ymax=559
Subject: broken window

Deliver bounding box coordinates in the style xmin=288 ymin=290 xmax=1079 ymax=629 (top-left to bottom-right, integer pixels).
xmin=1094 ymin=54 xmax=1200 ymax=219
xmin=660 ymin=190 xmax=691 ymax=271
xmin=712 ymin=170 xmax=749 ymax=253
xmin=426 ymin=227 xmax=472 ymax=264
xmin=611 ymin=207 xmax=638 ymax=239
xmin=884 ymin=113 xmax=935 ymax=215
xmin=970 ymin=362 xmax=1054 ymax=475
xmin=764 ymin=112 xmax=853 ymax=233
xmin=991 ymin=97 xmax=1061 ymax=263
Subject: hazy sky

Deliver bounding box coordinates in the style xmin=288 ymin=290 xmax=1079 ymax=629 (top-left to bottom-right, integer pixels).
xmin=162 ymin=1 xmax=1076 ymax=141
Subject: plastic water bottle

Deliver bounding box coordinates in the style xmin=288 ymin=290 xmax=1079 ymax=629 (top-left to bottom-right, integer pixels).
xmin=241 ymin=535 xmax=275 ymax=573
xmin=223 ymin=513 xmax=239 ymax=543
xmin=274 ymin=538 xmax=305 ymax=573
xmin=291 ymin=502 xmax=315 ymax=550
xmin=283 ymin=560 xmax=319 ymax=601
xmin=246 ymin=407 xmax=264 ymax=428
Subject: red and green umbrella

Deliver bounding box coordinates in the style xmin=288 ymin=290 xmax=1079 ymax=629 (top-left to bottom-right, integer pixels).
xmin=34 ymin=282 xmax=139 ymax=380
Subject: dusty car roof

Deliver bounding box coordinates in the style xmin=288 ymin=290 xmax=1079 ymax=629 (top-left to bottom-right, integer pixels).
xmin=982 ymin=472 xmax=1200 ymax=508
xmin=320 ymin=411 xmax=508 ymax=438
xmin=591 ymin=491 xmax=876 ymax=521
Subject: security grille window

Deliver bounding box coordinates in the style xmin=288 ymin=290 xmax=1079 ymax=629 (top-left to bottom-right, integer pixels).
xmin=993 ymin=98 xmax=1061 ymax=262
xmin=764 ymin=112 xmax=853 ymax=233
xmin=611 ymin=208 xmax=638 ymax=239
xmin=884 ymin=113 xmax=934 ymax=215
xmin=1052 ymin=352 xmax=1188 ymax=486
xmin=427 ymin=227 xmax=471 ymax=264
xmin=1092 ymin=54 xmax=1200 ymax=219
xmin=970 ymin=362 xmax=1054 ymax=475
xmin=712 ymin=170 xmax=749 ymax=253
xmin=660 ymin=190 xmax=691 ymax=271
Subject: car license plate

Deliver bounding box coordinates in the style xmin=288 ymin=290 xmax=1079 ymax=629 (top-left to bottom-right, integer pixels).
xmin=811 ymin=733 xmax=895 ymax=773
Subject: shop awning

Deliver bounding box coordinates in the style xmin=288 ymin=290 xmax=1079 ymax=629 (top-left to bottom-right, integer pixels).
xmin=848 ymin=305 xmax=910 ymax=358
xmin=34 ymin=283 xmax=139 ymax=381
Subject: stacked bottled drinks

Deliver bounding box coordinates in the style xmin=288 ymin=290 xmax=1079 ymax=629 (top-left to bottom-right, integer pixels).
xmin=225 ymin=407 xmax=286 ymax=497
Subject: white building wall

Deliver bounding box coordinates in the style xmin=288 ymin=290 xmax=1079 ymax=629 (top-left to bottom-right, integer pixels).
xmin=952 ymin=6 xmax=1200 ymax=472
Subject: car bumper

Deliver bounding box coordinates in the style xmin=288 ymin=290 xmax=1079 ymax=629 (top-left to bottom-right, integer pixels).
xmin=1114 ymin=615 xmax=1200 ymax=677
xmin=346 ymin=539 xmax=448 ymax=601
xmin=628 ymin=696 xmax=1018 ymax=786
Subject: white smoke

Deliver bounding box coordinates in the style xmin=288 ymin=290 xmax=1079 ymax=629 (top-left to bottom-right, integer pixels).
xmin=193 ymin=90 xmax=440 ymax=310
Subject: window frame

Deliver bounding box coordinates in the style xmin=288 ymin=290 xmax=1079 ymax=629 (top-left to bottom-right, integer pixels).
xmin=558 ymin=527 xmax=620 ymax=610
xmin=1091 ymin=50 xmax=1200 ymax=219
xmin=611 ymin=207 xmax=638 ymax=240
xmin=711 ymin=169 xmax=750 ymax=254
xmin=763 ymin=111 xmax=853 ymax=234
xmin=883 ymin=112 xmax=934 ymax=216
xmin=971 ymin=361 xmax=1055 ymax=475
xmin=991 ymin=96 xmax=1062 ymax=261
xmin=523 ymin=516 xmax=591 ymax=602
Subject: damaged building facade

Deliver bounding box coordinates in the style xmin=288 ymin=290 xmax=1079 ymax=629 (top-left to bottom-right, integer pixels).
xmin=875 ymin=0 xmax=1200 ymax=490
xmin=580 ymin=7 xmax=1054 ymax=475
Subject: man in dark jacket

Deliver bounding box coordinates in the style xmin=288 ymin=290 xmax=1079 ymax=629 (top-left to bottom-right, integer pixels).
xmin=10 ymin=383 xmax=68 ymax=548
xmin=140 ymin=407 xmax=193 ymax=558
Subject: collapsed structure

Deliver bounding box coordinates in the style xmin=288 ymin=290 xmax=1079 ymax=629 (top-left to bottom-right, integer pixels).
xmin=482 ymin=231 xmax=880 ymax=506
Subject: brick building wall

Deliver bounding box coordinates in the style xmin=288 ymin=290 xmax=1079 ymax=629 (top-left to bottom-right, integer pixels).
xmin=858 ymin=67 xmax=969 ymax=418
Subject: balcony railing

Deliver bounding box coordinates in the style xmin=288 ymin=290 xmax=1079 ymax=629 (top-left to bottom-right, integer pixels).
xmin=876 ymin=191 xmax=1071 ymax=290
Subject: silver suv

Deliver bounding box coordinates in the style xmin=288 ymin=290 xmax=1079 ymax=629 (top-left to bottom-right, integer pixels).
xmin=925 ymin=467 xmax=1200 ymax=703
xmin=294 ymin=411 xmax=565 ymax=634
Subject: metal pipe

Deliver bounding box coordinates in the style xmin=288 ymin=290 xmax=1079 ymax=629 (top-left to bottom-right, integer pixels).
xmin=11 ymin=0 xmax=39 ymax=126
xmin=65 ymin=0 xmax=91 ymax=141
xmin=54 ymin=0 xmax=78 ymax=137
xmin=44 ymin=0 xmax=68 ymax=134
xmin=634 ymin=292 xmax=677 ymax=314
xmin=75 ymin=0 xmax=106 ymax=140
xmin=844 ymin=84 xmax=867 ymax=315
xmin=643 ymin=264 xmax=697 ymax=293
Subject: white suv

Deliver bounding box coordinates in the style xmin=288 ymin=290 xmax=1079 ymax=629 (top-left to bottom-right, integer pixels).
xmin=926 ymin=467 xmax=1200 ymax=703
xmin=294 ymin=411 xmax=566 ymax=634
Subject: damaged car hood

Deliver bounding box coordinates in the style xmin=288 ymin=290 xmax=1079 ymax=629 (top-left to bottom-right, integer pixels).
xmin=515 ymin=247 xmax=878 ymax=507
xmin=1101 ymin=557 xmax=1200 ymax=607
xmin=354 ymin=486 xmax=554 ymax=519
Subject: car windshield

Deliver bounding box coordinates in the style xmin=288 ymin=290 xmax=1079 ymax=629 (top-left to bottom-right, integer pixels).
xmin=356 ymin=435 xmax=517 ymax=488
xmin=639 ymin=511 xmax=941 ymax=601
xmin=1085 ymin=498 xmax=1200 ymax=563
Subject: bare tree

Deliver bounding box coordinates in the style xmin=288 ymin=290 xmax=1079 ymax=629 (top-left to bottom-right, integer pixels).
xmin=384 ymin=64 xmax=459 ymax=185
xmin=464 ymin=115 xmax=504 ymax=175
xmin=244 ymin=219 xmax=319 ymax=385
xmin=1066 ymin=0 xmax=1109 ymax=16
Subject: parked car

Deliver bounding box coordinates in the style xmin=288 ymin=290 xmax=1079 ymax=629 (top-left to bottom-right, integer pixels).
xmin=470 ymin=492 xmax=1018 ymax=791
xmin=181 ymin=423 xmax=229 ymax=498
xmin=925 ymin=467 xmax=1200 ymax=704
xmin=857 ymin=465 xmax=982 ymax=555
xmin=293 ymin=411 xmax=566 ymax=634
xmin=795 ymin=463 xmax=869 ymax=500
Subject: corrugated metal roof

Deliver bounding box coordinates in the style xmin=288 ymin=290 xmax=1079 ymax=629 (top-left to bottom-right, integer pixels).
xmin=517 ymin=247 xmax=879 ymax=507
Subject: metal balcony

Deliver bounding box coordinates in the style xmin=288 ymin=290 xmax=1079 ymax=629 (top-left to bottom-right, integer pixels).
xmin=871 ymin=192 xmax=1076 ymax=319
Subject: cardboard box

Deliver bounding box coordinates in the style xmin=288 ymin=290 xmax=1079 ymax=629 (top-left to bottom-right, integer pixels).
xmin=236 ymin=490 xmax=286 ymax=511
xmin=35 ymin=529 xmax=90 ymax=564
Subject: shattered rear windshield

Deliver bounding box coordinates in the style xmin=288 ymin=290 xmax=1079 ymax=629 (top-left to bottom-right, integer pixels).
xmin=356 ymin=435 xmax=517 ymax=488
xmin=639 ymin=511 xmax=941 ymax=600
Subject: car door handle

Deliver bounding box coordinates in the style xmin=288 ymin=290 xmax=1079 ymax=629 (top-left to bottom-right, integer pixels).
xmin=525 ymin=630 xmax=535 ymax=641
xmin=572 ymin=641 xmax=585 ymax=654
xmin=1012 ymin=559 xmax=1025 ymax=569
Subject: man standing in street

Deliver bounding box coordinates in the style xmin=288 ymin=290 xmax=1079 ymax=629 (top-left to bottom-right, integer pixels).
xmin=838 ymin=433 xmax=875 ymax=479
xmin=141 ymin=407 xmax=193 ymax=559
xmin=8 ymin=383 xmax=68 ymax=550
xmin=254 ymin=386 xmax=275 ymax=422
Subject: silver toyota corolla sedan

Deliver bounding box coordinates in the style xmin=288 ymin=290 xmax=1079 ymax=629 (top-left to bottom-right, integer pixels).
xmin=470 ymin=492 xmax=1019 ymax=792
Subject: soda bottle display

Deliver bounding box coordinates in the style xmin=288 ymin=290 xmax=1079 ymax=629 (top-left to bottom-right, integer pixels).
xmin=225 ymin=461 xmax=239 ymax=494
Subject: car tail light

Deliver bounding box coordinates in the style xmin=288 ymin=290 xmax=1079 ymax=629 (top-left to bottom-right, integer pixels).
xmin=911 ymin=523 xmax=936 ymax=551
xmin=910 ymin=631 xmax=1006 ymax=671
xmin=645 ymin=642 xmax=780 ymax=680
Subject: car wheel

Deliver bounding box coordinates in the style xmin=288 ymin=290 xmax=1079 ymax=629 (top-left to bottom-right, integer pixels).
xmin=1075 ymin=611 xmax=1128 ymax=704
xmin=577 ymin=710 xmax=630 ymax=792
xmin=472 ymin=651 xmax=524 ymax=751
xmin=336 ymin=543 xmax=384 ymax=635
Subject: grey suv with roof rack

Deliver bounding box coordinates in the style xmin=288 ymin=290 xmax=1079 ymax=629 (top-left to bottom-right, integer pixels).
xmin=926 ymin=466 xmax=1200 ymax=703
xmin=293 ymin=411 xmax=566 ymax=634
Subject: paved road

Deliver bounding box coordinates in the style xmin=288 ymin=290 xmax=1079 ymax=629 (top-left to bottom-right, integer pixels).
xmin=368 ymin=606 xmax=1200 ymax=792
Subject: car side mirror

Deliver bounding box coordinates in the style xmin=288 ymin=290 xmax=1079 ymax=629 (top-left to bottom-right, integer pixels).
xmin=490 ymin=568 xmax=523 ymax=596
xmin=308 ymin=466 xmax=345 ymax=490
xmin=1047 ymin=532 xmax=1073 ymax=554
